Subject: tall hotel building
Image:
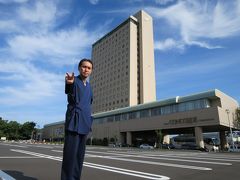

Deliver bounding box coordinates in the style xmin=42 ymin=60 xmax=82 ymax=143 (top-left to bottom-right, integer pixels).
xmin=43 ymin=12 xmax=239 ymax=150
xmin=90 ymin=10 xmax=156 ymax=113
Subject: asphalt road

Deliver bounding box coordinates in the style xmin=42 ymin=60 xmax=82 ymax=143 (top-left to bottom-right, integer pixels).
xmin=0 ymin=142 xmax=240 ymax=180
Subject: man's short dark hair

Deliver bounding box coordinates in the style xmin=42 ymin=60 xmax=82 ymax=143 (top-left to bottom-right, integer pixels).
xmin=78 ymin=58 xmax=93 ymax=69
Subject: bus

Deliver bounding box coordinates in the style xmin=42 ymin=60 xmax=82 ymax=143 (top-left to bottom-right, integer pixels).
xmin=171 ymin=135 xmax=219 ymax=151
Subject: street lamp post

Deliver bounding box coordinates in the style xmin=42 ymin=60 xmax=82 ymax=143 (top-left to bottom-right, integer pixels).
xmin=226 ymin=109 xmax=235 ymax=151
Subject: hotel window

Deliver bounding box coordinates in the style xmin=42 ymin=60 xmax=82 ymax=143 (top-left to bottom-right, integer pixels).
xmin=200 ymin=99 xmax=210 ymax=108
xmin=161 ymin=106 xmax=172 ymax=115
xmin=129 ymin=111 xmax=138 ymax=119
xmin=151 ymin=107 xmax=161 ymax=116
xmin=178 ymin=103 xmax=186 ymax=112
xmin=186 ymin=101 xmax=195 ymax=111
xmin=121 ymin=113 xmax=128 ymax=120
xmin=140 ymin=109 xmax=150 ymax=118
xmin=96 ymin=118 xmax=105 ymax=124
xmin=107 ymin=116 xmax=114 ymax=122
xmin=115 ymin=114 xmax=121 ymax=121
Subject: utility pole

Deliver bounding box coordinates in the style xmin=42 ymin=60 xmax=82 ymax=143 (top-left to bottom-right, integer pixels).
xmin=226 ymin=109 xmax=235 ymax=151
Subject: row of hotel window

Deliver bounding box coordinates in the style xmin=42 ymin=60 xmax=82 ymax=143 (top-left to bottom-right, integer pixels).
xmin=93 ymin=25 xmax=129 ymax=49
xmin=93 ymin=99 xmax=211 ymax=124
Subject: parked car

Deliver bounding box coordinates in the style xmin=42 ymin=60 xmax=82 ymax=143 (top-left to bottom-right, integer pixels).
xmin=139 ymin=144 xmax=154 ymax=149
xmin=181 ymin=143 xmax=198 ymax=150
xmin=228 ymin=144 xmax=240 ymax=152
xmin=121 ymin=143 xmax=131 ymax=147
xmin=108 ymin=143 xmax=116 ymax=147
xmin=161 ymin=143 xmax=175 ymax=149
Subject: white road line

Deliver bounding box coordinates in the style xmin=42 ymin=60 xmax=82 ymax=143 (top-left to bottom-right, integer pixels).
xmin=129 ymin=151 xmax=240 ymax=162
xmin=94 ymin=154 xmax=212 ymax=171
xmin=51 ymin=150 xmax=131 ymax=159
xmin=106 ymin=151 xmax=209 ymax=159
xmin=0 ymin=156 xmax=41 ymax=158
xmin=156 ymin=153 xmax=240 ymax=159
xmin=11 ymin=149 xmax=62 ymax=161
xmin=85 ymin=152 xmax=212 ymax=170
xmin=125 ymin=153 xmax=233 ymax=165
xmin=155 ymin=153 xmax=240 ymax=160
xmin=121 ymin=151 xmax=209 ymax=156
xmin=86 ymin=151 xmax=230 ymax=166
xmin=87 ymin=147 xmax=115 ymax=150
xmin=107 ymin=151 xmax=208 ymax=157
xmin=51 ymin=150 xmax=63 ymax=153
xmin=26 ymin=145 xmax=54 ymax=149
xmin=85 ymin=154 xmax=117 ymax=158
xmin=10 ymin=149 xmax=170 ymax=180
xmin=35 ymin=146 xmax=53 ymax=149
xmin=84 ymin=162 xmax=170 ymax=180
xmin=0 ymin=144 xmax=27 ymax=148
xmin=140 ymin=154 xmax=240 ymax=162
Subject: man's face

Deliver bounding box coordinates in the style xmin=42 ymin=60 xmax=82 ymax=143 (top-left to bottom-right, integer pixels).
xmin=79 ymin=61 xmax=93 ymax=78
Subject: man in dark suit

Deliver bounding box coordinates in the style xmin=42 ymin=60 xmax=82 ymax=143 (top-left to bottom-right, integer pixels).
xmin=61 ymin=58 xmax=93 ymax=180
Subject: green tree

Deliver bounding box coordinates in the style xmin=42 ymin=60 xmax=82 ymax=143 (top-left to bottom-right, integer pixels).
xmin=0 ymin=118 xmax=37 ymax=140
xmin=235 ymin=108 xmax=240 ymax=128
xmin=7 ymin=121 xmax=21 ymax=140
xmin=19 ymin=121 xmax=36 ymax=140
xmin=155 ymin=129 xmax=163 ymax=148
xmin=0 ymin=119 xmax=8 ymax=138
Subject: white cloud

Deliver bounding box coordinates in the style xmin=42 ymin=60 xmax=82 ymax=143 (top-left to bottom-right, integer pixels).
xmin=155 ymin=0 xmax=175 ymax=5
xmin=186 ymin=41 xmax=222 ymax=49
xmin=1 ymin=0 xmax=106 ymax=66
xmin=6 ymin=24 xmax=101 ymax=65
xmin=155 ymin=38 xmax=184 ymax=51
xmin=0 ymin=20 xmax=21 ymax=33
xmin=155 ymin=38 xmax=222 ymax=51
xmin=0 ymin=60 xmax=63 ymax=106
xmin=0 ymin=1 xmax=69 ymax=35
xmin=148 ymin=0 xmax=240 ymax=51
xmin=0 ymin=0 xmax=107 ymax=109
xmin=18 ymin=1 xmax=56 ymax=23
xmin=0 ymin=0 xmax=29 ymax=4
xmin=17 ymin=1 xmax=57 ymax=30
xmin=0 ymin=0 xmax=108 ymax=109
xmin=89 ymin=0 xmax=99 ymax=5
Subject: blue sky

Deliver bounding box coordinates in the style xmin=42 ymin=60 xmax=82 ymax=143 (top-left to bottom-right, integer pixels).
xmin=0 ymin=0 xmax=240 ymax=128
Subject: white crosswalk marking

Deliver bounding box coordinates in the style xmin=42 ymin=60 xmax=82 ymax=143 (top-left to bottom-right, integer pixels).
xmin=86 ymin=151 xmax=230 ymax=166
xmin=10 ymin=149 xmax=170 ymax=180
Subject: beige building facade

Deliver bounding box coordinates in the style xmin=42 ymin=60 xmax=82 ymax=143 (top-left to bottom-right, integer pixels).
xmin=42 ymin=89 xmax=239 ymax=150
xmin=89 ymin=89 xmax=239 ymax=149
xmin=90 ymin=10 xmax=156 ymax=114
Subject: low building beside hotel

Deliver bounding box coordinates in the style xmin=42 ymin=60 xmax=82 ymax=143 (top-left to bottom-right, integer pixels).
xmin=42 ymin=89 xmax=239 ymax=149
xmin=43 ymin=122 xmax=64 ymax=142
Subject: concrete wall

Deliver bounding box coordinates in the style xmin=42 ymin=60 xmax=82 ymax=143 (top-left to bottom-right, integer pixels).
xmin=134 ymin=10 xmax=156 ymax=104
xmin=216 ymin=90 xmax=239 ymax=128
xmin=129 ymin=20 xmax=138 ymax=106
xmin=42 ymin=90 xmax=239 ymax=145
xmin=91 ymin=107 xmax=221 ymax=140
xmin=42 ymin=124 xmax=64 ymax=140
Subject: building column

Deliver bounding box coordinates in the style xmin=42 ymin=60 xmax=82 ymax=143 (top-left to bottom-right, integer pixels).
xmin=126 ymin=132 xmax=132 ymax=146
xmin=163 ymin=135 xmax=170 ymax=144
xmin=120 ymin=132 xmax=125 ymax=144
xmin=220 ymin=130 xmax=228 ymax=151
xmin=194 ymin=127 xmax=204 ymax=149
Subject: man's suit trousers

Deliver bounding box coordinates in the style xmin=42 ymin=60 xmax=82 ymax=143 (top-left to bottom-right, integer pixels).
xmin=61 ymin=131 xmax=87 ymax=180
